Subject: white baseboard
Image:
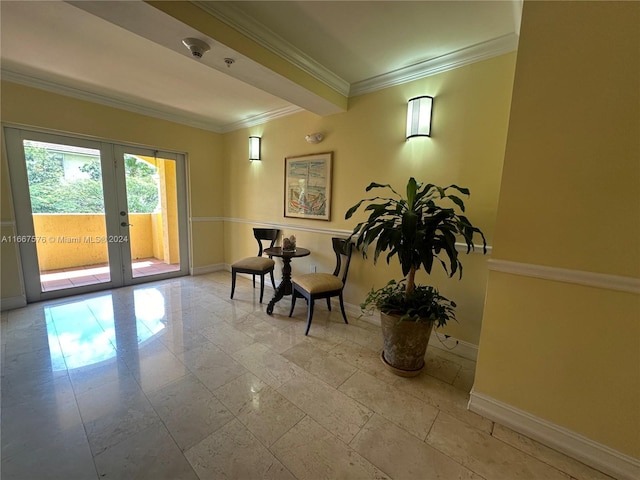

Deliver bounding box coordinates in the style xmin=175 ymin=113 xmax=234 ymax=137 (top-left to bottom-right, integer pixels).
xmin=358 ymin=311 xmax=478 ymax=362
xmin=0 ymin=295 xmax=27 ymax=311
xmin=429 ymin=333 xmax=478 ymax=362
xmin=191 ymin=263 xmax=225 ymax=275
xmin=468 ymin=390 xmax=640 ymax=480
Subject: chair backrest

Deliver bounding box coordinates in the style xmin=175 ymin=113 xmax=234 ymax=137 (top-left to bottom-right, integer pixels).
xmin=331 ymin=237 xmax=353 ymax=284
xmin=254 ymin=228 xmax=279 ymax=256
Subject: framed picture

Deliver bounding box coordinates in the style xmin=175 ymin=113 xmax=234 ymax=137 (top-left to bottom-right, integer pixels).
xmin=284 ymin=152 xmax=332 ymax=220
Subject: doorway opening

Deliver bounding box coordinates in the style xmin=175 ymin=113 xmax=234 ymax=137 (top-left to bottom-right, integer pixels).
xmin=5 ymin=128 xmax=190 ymax=303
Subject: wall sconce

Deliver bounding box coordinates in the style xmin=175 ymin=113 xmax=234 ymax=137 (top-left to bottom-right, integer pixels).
xmin=305 ymin=132 xmax=324 ymax=144
xmin=249 ymin=136 xmax=261 ymax=161
xmin=406 ymin=96 xmax=433 ymax=139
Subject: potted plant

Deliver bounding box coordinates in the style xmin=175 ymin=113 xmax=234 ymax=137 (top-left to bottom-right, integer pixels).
xmin=346 ymin=177 xmax=486 ymax=376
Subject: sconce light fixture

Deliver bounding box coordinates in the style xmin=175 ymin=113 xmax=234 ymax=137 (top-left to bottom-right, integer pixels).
xmin=249 ymin=136 xmax=261 ymax=161
xmin=406 ymin=96 xmax=433 ymax=139
xmin=305 ymin=132 xmax=324 ymax=144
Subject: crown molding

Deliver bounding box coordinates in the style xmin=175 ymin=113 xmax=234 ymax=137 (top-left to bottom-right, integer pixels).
xmin=194 ymin=2 xmax=518 ymax=99
xmin=1 ymin=69 xmax=305 ymax=133
xmin=350 ymin=33 xmax=519 ymax=97
xmin=1 ymin=69 xmax=225 ymax=133
xmin=219 ymin=105 xmax=304 ymax=133
xmin=194 ymin=1 xmax=350 ymax=97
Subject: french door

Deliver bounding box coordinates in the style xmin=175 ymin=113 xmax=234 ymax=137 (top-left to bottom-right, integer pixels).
xmin=4 ymin=127 xmax=190 ymax=302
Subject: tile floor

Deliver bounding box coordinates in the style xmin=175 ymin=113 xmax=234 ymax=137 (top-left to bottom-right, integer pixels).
xmin=1 ymin=272 xmax=614 ymax=480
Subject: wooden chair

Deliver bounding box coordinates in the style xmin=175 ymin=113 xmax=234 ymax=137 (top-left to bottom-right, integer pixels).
xmin=230 ymin=228 xmax=279 ymax=303
xmin=289 ymin=237 xmax=353 ymax=335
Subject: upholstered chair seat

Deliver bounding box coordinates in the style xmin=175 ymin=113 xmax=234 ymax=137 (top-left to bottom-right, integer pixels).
xmin=230 ymin=228 xmax=279 ymax=303
xmin=292 ymin=273 xmax=342 ymax=294
xmin=231 ymin=257 xmax=274 ymax=272
xmin=289 ymin=238 xmax=353 ymax=335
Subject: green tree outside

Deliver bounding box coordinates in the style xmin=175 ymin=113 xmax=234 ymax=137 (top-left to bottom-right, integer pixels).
xmin=25 ymin=145 xmax=159 ymax=214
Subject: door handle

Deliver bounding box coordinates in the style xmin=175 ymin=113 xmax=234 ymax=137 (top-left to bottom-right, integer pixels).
xmin=121 ymin=222 xmax=133 ymax=227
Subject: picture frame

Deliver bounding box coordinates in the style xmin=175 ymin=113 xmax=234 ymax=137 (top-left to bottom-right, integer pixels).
xmin=284 ymin=152 xmax=332 ymax=221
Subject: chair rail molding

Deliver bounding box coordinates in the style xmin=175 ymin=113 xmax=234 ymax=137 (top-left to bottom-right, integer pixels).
xmin=190 ymin=216 xmax=225 ymax=223
xmin=224 ymin=217 xmax=492 ymax=254
xmin=468 ymin=390 xmax=640 ymax=480
xmin=488 ymin=259 xmax=640 ymax=294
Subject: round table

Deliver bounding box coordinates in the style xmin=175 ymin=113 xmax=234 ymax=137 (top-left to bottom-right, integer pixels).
xmin=263 ymin=246 xmax=311 ymax=315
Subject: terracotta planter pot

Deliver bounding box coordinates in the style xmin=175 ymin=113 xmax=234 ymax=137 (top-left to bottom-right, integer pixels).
xmin=380 ymin=312 xmax=434 ymax=377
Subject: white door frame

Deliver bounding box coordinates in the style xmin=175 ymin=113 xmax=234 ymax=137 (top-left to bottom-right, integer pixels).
xmin=4 ymin=126 xmax=190 ymax=302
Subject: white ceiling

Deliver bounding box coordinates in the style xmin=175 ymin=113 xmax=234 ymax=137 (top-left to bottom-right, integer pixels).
xmin=0 ymin=1 xmax=521 ymax=133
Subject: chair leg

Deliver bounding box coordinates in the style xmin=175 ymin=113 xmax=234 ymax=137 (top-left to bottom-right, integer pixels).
xmin=252 ymin=274 xmax=256 ymax=288
xmin=259 ymin=274 xmax=265 ymax=303
xmin=288 ymin=291 xmax=297 ymax=317
xmin=269 ymin=270 xmax=276 ymax=289
xmin=304 ymin=299 xmax=315 ymax=336
xmin=326 ymin=298 xmax=332 ymax=311
xmin=230 ymin=270 xmax=236 ymax=299
xmin=338 ymin=294 xmax=348 ymax=324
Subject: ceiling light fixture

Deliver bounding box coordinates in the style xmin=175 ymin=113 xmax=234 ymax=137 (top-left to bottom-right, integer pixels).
xmin=182 ymin=38 xmax=210 ymax=58
xmin=406 ymin=96 xmax=433 ymax=139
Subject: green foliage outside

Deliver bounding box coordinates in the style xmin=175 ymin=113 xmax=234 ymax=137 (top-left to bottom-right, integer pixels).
xmin=25 ymin=146 xmax=159 ymax=214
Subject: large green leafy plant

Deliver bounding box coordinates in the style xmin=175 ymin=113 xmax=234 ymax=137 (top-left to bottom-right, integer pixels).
xmin=346 ymin=178 xmax=487 ymax=323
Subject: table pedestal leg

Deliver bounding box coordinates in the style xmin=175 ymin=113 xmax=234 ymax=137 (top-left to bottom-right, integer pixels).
xmin=266 ymin=258 xmax=293 ymax=315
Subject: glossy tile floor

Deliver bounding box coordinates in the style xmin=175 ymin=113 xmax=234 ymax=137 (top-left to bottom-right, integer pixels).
xmin=1 ymin=272 xmax=613 ymax=480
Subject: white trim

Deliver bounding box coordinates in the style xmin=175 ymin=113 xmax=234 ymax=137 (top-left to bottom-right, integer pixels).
xmin=194 ymin=1 xmax=350 ymax=97
xmin=468 ymin=390 xmax=640 ymax=480
xmin=358 ymin=312 xmax=478 ymax=362
xmin=225 ymin=217 xmax=352 ymax=238
xmin=193 ymin=2 xmax=518 ymax=99
xmin=350 ymin=33 xmax=519 ymax=96
xmin=0 ymin=295 xmax=27 ymax=311
xmin=1 ymin=70 xmax=224 ymax=133
xmin=511 ymin=0 xmax=523 ymax=36
xmin=2 ymin=70 xmax=303 ymax=134
xmin=191 ymin=263 xmax=226 ymax=276
xmin=220 ymin=105 xmax=304 ymax=133
xmin=488 ymin=259 xmax=640 ymax=294
xmin=190 ymin=217 xmax=225 ymax=223
xmin=223 ymin=218 xmax=491 ymax=254
xmin=429 ymin=334 xmax=478 ymax=362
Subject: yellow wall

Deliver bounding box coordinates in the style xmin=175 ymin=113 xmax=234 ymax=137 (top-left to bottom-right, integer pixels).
xmin=223 ymin=52 xmax=517 ymax=345
xmin=1 ymin=53 xmax=517 ymax=348
xmin=0 ymin=80 xmax=224 ymax=301
xmin=474 ymin=1 xmax=639 ymax=458
xmin=33 ymin=214 xmax=109 ymax=269
xmin=152 ymin=212 xmax=164 ymax=260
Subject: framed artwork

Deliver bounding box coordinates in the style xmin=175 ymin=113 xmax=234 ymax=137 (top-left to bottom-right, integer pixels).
xmin=284 ymin=152 xmax=332 ymax=220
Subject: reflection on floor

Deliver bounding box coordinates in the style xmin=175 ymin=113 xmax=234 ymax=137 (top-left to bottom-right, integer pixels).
xmin=40 ymin=257 xmax=180 ymax=291
xmin=1 ymin=272 xmax=612 ymax=480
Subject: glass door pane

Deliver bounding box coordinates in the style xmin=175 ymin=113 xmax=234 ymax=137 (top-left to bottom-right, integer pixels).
xmin=5 ymin=127 xmax=189 ymax=302
xmin=120 ymin=151 xmax=182 ymax=279
xmin=22 ymin=140 xmax=112 ymax=292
